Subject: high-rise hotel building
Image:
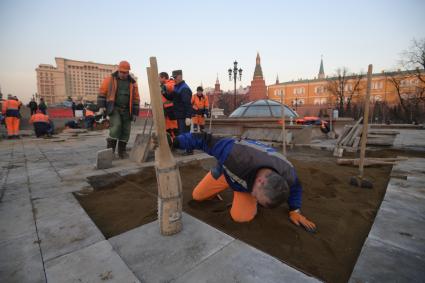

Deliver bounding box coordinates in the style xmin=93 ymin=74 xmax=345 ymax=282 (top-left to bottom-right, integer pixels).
xmin=35 ymin=57 xmax=118 ymax=104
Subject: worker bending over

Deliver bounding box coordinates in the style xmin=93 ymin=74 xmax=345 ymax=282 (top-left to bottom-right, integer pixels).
xmin=30 ymin=110 xmax=54 ymax=137
xmin=156 ymin=132 xmax=316 ymax=232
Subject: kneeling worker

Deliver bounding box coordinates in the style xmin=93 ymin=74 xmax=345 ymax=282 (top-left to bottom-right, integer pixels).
xmin=155 ymin=132 xmax=316 ymax=232
xmin=30 ymin=110 xmax=54 ymax=137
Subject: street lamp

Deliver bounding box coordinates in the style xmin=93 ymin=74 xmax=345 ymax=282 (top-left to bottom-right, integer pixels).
xmin=228 ymin=61 xmax=242 ymax=111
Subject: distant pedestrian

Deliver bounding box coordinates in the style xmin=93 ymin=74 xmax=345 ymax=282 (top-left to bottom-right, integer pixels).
xmin=2 ymin=94 xmax=22 ymax=139
xmin=38 ymin=98 xmax=47 ymax=114
xmin=71 ymin=101 xmax=76 ymax=117
xmin=28 ymin=98 xmax=38 ymax=115
xmin=191 ymin=86 xmax=209 ymax=132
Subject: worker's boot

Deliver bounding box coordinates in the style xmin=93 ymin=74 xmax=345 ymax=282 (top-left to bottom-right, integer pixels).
xmin=118 ymin=141 xmax=128 ymax=159
xmin=106 ymin=138 xmax=117 ymax=153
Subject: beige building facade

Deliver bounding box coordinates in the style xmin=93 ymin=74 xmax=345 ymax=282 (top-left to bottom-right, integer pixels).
xmin=36 ymin=57 xmax=118 ymax=104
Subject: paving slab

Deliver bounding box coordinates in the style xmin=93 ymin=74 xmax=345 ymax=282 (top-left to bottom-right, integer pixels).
xmin=109 ymin=213 xmax=234 ymax=282
xmin=46 ymin=240 xmax=139 ymax=283
xmin=0 ymin=197 xmax=35 ymax=242
xmin=369 ymin=202 xmax=425 ymax=256
xmin=349 ymin=237 xmax=425 ymax=283
xmin=350 ymin=158 xmax=425 ymax=282
xmin=34 ymin=193 xmax=104 ymax=261
xmin=1 ymin=181 xmax=30 ymax=202
xmin=30 ymin=180 xmax=90 ymax=199
xmin=175 ymin=239 xmax=319 ymax=283
xmin=0 ymin=232 xmax=45 ymax=283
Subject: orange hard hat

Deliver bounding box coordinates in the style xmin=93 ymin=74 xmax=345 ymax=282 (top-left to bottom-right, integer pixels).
xmin=118 ymin=61 xmax=131 ymax=72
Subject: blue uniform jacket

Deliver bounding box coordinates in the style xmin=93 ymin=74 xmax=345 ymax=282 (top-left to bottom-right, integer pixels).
xmin=175 ymin=133 xmax=302 ymax=210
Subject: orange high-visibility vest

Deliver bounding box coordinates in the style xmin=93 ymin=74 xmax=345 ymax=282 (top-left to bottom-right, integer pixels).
xmin=191 ymin=94 xmax=209 ymax=112
xmin=2 ymin=99 xmax=22 ymax=117
xmin=85 ymin=109 xmax=94 ymax=117
xmin=162 ymin=79 xmax=175 ymax=109
xmin=30 ymin=113 xmax=50 ymax=124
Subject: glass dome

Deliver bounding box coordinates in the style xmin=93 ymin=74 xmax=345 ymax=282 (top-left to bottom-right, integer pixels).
xmin=229 ymin=99 xmax=298 ymax=118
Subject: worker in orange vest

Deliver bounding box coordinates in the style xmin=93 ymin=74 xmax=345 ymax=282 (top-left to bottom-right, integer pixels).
xmin=30 ymin=110 xmax=54 ymax=137
xmin=84 ymin=106 xmax=95 ymax=130
xmin=191 ymin=86 xmax=209 ymax=132
xmin=159 ymin=72 xmax=178 ymax=138
xmin=2 ymin=95 xmax=22 ymax=139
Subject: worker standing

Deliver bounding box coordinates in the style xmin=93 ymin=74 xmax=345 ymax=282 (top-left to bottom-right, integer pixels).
xmin=162 ymin=70 xmax=192 ymax=135
xmin=159 ymin=72 xmax=178 ymax=138
xmin=191 ymin=86 xmax=209 ymax=132
xmin=28 ymin=98 xmax=38 ymax=115
xmin=38 ymin=98 xmax=47 ymax=114
xmin=98 ymin=61 xmax=140 ymax=158
xmin=30 ymin=110 xmax=54 ymax=137
xmin=2 ymin=95 xmax=22 ymax=139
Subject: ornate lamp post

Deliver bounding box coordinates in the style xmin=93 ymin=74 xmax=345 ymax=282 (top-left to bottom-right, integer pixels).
xmin=228 ymin=61 xmax=242 ymax=111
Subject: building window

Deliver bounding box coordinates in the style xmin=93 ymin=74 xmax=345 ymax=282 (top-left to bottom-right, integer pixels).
xmin=371 ymin=81 xmax=383 ymax=90
xmin=293 ymin=87 xmax=305 ymax=95
xmin=344 ymin=84 xmax=353 ymax=92
xmin=315 ymin=86 xmax=325 ymax=94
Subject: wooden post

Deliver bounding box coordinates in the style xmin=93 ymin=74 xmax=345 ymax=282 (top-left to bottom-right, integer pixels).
xmin=146 ymin=57 xmax=183 ymax=235
xmin=281 ymin=93 xmax=286 ymax=155
xmin=359 ymin=64 xmax=373 ymax=179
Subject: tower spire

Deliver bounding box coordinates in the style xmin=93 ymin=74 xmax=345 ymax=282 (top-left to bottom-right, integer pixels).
xmin=276 ymin=74 xmax=279 ymax=84
xmin=318 ymin=55 xmax=325 ymax=79
xmin=253 ymin=52 xmax=263 ymax=78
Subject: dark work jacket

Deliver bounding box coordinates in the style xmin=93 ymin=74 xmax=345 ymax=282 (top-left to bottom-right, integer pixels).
xmin=175 ymin=133 xmax=302 ymax=210
xmin=163 ymin=81 xmax=192 ymax=119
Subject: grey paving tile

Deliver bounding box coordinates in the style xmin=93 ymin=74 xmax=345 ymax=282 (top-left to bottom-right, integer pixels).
xmin=109 ymin=213 xmax=234 ymax=283
xmin=175 ymin=239 xmax=319 ymax=283
xmin=45 ymin=240 xmax=139 ymax=283
xmin=350 ymin=237 xmax=425 ymax=283
xmin=31 ymin=180 xmax=90 ymax=199
xmin=369 ymin=200 xmax=425 ymax=256
xmin=0 ymin=232 xmax=45 ymax=283
xmin=0 ymin=197 xmax=35 ymax=242
xmin=34 ymin=193 xmax=104 ymax=261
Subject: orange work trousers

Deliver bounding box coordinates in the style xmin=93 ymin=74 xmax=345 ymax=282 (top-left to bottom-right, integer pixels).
xmin=192 ymin=172 xmax=257 ymax=222
xmin=5 ymin=117 xmax=20 ymax=136
xmin=192 ymin=115 xmax=205 ymax=126
xmin=165 ymin=117 xmax=178 ymax=137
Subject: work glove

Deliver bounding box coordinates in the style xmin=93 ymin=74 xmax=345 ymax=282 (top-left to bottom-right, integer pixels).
xmin=185 ymin=118 xmax=191 ymax=126
xmin=204 ymin=114 xmax=208 ymax=118
xmin=289 ymin=210 xmax=317 ymax=233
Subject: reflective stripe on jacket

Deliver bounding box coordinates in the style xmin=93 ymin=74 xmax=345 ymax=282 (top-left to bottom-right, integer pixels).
xmin=175 ymin=133 xmax=303 ymax=210
xmin=97 ymin=71 xmax=140 ymax=116
xmin=191 ymin=94 xmax=209 ymax=115
xmin=2 ymin=99 xmax=22 ymax=117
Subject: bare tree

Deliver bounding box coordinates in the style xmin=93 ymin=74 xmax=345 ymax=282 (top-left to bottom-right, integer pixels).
xmin=400 ymin=38 xmax=425 ymax=101
xmin=326 ymin=68 xmax=364 ymax=117
xmin=217 ymin=91 xmax=249 ymax=116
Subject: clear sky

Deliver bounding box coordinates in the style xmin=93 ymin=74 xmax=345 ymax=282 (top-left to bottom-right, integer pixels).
xmin=0 ymin=0 xmax=424 ymax=103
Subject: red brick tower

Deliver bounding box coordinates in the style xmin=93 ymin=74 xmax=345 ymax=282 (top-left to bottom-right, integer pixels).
xmin=249 ymin=52 xmax=267 ymax=101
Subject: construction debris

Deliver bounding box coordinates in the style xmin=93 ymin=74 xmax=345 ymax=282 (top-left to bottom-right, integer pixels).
xmin=337 ymin=157 xmax=408 ymax=167
xmin=333 ymin=118 xmax=399 ymax=157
